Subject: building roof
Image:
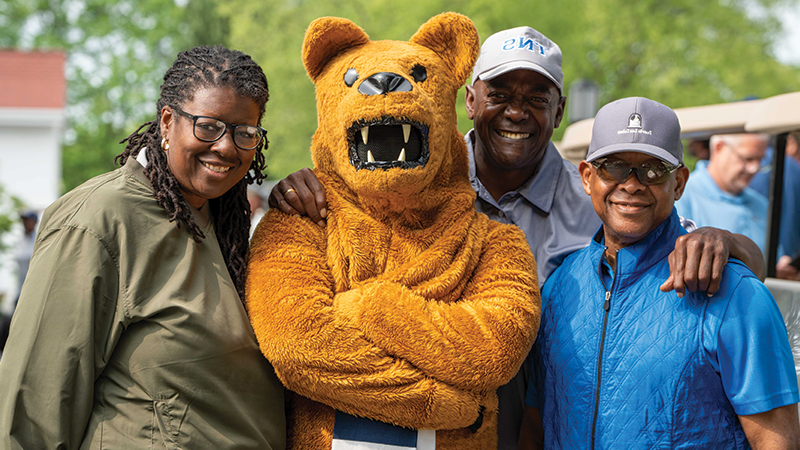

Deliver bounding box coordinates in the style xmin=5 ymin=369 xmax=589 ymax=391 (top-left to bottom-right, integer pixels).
xmin=0 ymin=50 xmax=66 ymax=108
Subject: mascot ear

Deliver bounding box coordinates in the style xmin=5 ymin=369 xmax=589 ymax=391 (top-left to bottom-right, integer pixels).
xmin=303 ymin=17 xmax=370 ymax=83
xmin=409 ymin=12 xmax=479 ymax=87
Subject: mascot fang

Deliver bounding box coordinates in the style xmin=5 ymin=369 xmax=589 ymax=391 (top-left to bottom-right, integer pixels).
xmin=247 ymin=12 xmax=540 ymax=450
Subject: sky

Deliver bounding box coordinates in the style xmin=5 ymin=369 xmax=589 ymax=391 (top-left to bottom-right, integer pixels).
xmin=766 ymin=3 xmax=800 ymax=65
xmin=776 ymin=7 xmax=800 ymax=65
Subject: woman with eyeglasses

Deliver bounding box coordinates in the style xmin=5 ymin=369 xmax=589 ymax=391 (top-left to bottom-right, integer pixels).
xmin=0 ymin=45 xmax=285 ymax=449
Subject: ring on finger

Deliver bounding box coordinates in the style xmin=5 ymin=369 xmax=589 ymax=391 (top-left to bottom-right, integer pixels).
xmin=284 ymin=188 xmax=296 ymax=196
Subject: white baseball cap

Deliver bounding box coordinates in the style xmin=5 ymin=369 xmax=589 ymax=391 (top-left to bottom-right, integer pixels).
xmin=471 ymin=26 xmax=563 ymax=93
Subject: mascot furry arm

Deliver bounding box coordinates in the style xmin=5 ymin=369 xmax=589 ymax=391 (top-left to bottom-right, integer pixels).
xmin=247 ymin=13 xmax=540 ymax=449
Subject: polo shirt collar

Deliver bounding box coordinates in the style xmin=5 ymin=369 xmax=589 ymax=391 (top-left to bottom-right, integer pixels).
xmin=520 ymin=142 xmax=562 ymax=213
xmin=693 ymin=160 xmax=746 ymax=205
xmin=590 ymin=209 xmax=684 ymax=282
xmin=466 ymin=129 xmax=563 ymax=214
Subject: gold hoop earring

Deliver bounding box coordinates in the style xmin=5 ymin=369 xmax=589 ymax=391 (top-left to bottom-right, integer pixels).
xmin=161 ymin=137 xmax=169 ymax=151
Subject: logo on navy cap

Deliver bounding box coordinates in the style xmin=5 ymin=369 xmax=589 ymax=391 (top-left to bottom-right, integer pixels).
xmin=618 ymin=113 xmax=651 ymax=136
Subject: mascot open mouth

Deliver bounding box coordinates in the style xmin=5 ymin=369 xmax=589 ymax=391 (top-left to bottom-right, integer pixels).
xmin=348 ymin=117 xmax=429 ymax=170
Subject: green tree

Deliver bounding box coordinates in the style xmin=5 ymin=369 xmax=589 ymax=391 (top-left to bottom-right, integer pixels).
xmin=0 ymin=184 xmax=25 ymax=252
xmin=4 ymin=0 xmax=798 ymax=189
xmin=220 ymin=0 xmax=483 ymax=179
xmin=0 ymin=0 xmax=231 ymax=191
xmin=553 ymin=0 xmax=800 ymax=115
xmin=221 ymin=0 xmax=800 ymax=180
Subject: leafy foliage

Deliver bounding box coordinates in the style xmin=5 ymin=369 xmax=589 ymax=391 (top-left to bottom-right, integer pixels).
xmin=0 ymin=185 xmax=25 ymax=253
xmin=222 ymin=0 xmax=800 ymax=179
xmin=3 ymin=0 xmax=799 ymax=189
xmin=0 ymin=0 xmax=230 ymax=191
xmin=221 ymin=0 xmax=483 ymax=178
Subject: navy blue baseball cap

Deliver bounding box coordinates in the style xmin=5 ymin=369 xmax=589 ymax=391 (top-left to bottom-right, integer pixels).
xmin=586 ymin=97 xmax=683 ymax=166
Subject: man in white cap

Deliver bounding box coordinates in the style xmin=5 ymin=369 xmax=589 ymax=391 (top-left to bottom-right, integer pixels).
xmin=269 ymin=26 xmax=767 ymax=449
xmin=464 ymin=26 xmax=765 ymax=449
xmin=523 ymin=97 xmax=799 ymax=449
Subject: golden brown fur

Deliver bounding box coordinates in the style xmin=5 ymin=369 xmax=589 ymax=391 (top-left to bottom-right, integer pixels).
xmin=246 ymin=13 xmax=540 ymax=449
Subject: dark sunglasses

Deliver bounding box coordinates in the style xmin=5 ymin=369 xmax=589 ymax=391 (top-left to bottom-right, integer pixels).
xmin=591 ymin=157 xmax=682 ymax=186
xmin=173 ymin=107 xmax=266 ymax=150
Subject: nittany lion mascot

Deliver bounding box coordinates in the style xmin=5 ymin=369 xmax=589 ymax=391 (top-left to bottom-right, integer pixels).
xmin=246 ymin=13 xmax=539 ymax=450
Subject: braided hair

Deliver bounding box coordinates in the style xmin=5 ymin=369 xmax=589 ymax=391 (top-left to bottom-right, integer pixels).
xmin=116 ymin=45 xmax=269 ymax=300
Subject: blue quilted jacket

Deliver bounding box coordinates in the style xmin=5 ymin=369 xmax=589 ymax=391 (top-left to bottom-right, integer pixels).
xmin=533 ymin=210 xmax=751 ymax=449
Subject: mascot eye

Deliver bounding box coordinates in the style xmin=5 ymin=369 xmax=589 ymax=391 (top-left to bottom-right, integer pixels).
xmin=344 ymin=68 xmax=359 ymax=87
xmin=410 ymin=65 xmax=427 ymax=83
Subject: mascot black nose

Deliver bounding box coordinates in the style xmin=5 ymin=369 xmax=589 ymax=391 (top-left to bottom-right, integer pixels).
xmin=358 ymin=72 xmax=412 ymax=95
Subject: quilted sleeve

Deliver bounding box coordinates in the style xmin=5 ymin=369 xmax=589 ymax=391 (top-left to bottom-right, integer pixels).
xmin=336 ymin=220 xmax=540 ymax=391
xmin=246 ymin=209 xmax=483 ymax=430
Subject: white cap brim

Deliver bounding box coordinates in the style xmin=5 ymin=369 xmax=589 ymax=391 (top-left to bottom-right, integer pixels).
xmin=473 ymin=60 xmax=562 ymax=93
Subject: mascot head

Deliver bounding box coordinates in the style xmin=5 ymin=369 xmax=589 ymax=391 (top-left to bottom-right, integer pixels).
xmin=302 ymin=13 xmax=479 ymax=211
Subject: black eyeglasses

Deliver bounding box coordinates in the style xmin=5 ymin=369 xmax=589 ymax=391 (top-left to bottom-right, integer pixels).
xmin=591 ymin=157 xmax=682 ymax=186
xmin=173 ymin=107 xmax=266 ymax=150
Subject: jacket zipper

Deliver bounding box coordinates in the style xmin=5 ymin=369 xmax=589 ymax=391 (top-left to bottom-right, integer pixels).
xmin=591 ymin=256 xmax=615 ymax=449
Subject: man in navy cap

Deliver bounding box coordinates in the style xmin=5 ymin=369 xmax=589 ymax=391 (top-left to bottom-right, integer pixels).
xmin=268 ymin=27 xmax=768 ymax=449
xmin=523 ymin=97 xmax=800 ymax=449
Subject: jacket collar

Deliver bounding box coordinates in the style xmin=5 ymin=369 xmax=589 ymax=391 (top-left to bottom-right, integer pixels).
xmin=121 ymin=150 xmax=211 ymax=228
xmin=589 ymin=208 xmax=686 ymax=284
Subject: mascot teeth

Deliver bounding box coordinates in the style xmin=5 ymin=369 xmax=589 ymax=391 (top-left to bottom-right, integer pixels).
xmin=349 ymin=118 xmax=429 ymax=170
xmin=245 ymin=13 xmax=540 ymax=450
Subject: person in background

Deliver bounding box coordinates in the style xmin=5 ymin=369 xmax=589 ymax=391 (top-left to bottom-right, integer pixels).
xmin=524 ymin=97 xmax=799 ymax=449
xmin=677 ymin=133 xmax=771 ymax=253
xmin=687 ymin=138 xmax=710 ymax=161
xmin=788 ymin=133 xmax=800 ymax=165
xmin=0 ymin=211 xmax=39 ymax=356
xmin=749 ymin=133 xmax=800 ymax=279
xmin=248 ymin=185 xmax=266 ymax=238
xmin=778 ymin=256 xmax=800 ymax=281
xmin=0 ymin=45 xmax=285 ymax=449
xmin=777 ymin=134 xmax=800 ymax=279
xmin=268 ymin=27 xmax=766 ymax=449
xmin=13 ymin=211 xmax=37 ymax=305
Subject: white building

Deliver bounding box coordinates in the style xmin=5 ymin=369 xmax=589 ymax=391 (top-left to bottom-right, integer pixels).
xmin=0 ymin=50 xmax=65 ymax=308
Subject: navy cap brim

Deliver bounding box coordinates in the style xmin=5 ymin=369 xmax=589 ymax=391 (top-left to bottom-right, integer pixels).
xmin=585 ymin=143 xmax=681 ymax=166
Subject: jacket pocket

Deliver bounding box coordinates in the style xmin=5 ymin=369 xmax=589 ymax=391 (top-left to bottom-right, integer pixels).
xmin=153 ymin=392 xmax=191 ymax=450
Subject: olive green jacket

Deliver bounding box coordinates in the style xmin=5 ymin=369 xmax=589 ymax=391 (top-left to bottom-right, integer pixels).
xmin=0 ymin=157 xmax=285 ymax=449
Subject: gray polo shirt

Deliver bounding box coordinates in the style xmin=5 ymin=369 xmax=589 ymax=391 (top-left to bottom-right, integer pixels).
xmin=466 ymin=130 xmax=600 ymax=286
xmin=466 ymin=129 xmax=600 ymax=450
